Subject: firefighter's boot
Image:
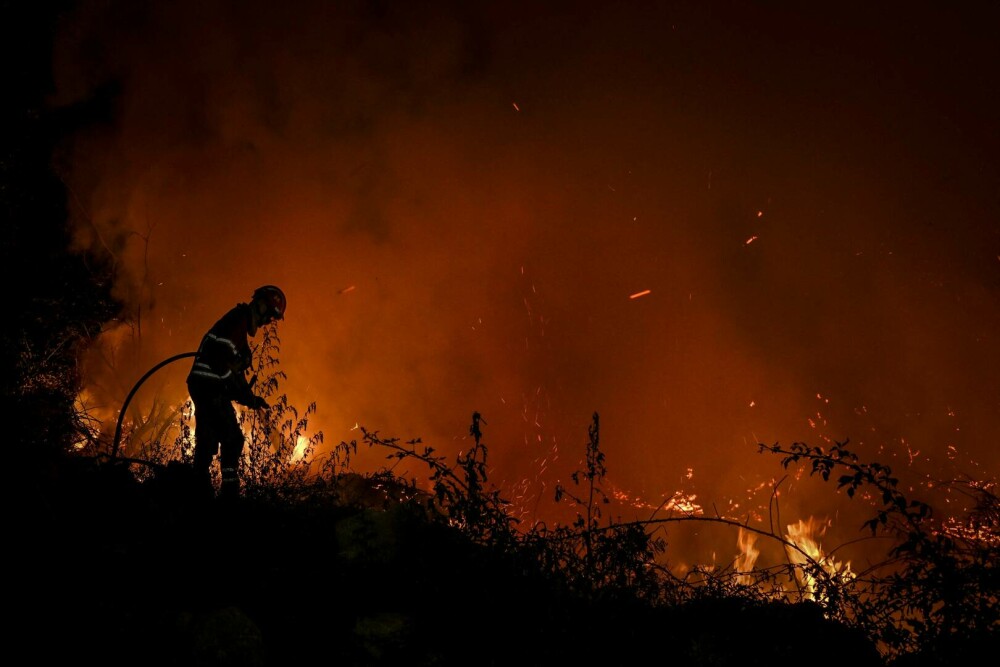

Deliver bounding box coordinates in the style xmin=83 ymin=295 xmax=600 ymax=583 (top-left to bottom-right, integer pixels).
xmin=219 ymin=466 xmax=240 ymax=502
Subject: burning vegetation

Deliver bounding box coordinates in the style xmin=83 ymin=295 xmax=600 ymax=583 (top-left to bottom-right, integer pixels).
xmin=31 ymin=330 xmax=992 ymax=666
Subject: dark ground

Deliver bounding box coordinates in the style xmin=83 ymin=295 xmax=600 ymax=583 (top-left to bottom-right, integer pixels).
xmin=14 ymin=456 xmax=885 ymax=667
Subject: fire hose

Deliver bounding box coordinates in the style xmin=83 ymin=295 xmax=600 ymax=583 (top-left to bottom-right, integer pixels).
xmin=110 ymin=351 xmax=198 ymax=461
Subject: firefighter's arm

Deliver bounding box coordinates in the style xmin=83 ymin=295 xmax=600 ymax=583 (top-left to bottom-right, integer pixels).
xmin=231 ymin=356 xmax=268 ymax=410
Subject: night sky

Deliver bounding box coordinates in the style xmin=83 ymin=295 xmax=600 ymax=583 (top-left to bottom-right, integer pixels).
xmin=53 ymin=1 xmax=999 ymax=552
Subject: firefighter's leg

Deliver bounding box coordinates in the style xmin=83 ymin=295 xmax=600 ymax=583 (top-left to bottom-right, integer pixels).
xmin=190 ymin=395 xmax=221 ymax=496
xmin=218 ymin=403 xmax=245 ymax=501
xmin=192 ymin=429 xmax=218 ymax=476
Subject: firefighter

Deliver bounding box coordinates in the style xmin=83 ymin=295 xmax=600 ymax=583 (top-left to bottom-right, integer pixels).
xmin=186 ymin=285 xmax=286 ymax=500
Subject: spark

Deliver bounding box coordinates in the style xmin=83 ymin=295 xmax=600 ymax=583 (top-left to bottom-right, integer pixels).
xmin=512 ymin=102 xmax=520 ymax=111
xmin=745 ymin=235 xmax=759 ymax=245
xmin=629 ymin=289 xmax=651 ymax=299
xmin=338 ymin=285 xmax=355 ymax=294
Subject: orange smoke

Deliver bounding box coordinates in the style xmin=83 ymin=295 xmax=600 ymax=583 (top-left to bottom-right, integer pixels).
xmin=51 ymin=2 xmax=999 ymax=552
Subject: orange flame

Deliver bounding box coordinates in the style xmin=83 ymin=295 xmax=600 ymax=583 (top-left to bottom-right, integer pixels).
xmin=784 ymin=517 xmax=854 ymax=601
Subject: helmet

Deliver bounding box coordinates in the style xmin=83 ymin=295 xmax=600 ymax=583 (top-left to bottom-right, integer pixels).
xmin=252 ymin=285 xmax=286 ymax=320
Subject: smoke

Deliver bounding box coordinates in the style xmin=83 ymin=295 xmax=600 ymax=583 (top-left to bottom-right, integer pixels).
xmin=53 ymin=1 xmax=999 ymax=543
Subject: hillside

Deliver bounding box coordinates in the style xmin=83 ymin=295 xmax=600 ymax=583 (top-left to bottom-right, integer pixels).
xmin=18 ymin=454 xmax=885 ymax=667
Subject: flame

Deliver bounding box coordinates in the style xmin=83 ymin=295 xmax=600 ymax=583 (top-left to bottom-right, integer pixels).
xmin=236 ymin=412 xmax=317 ymax=468
xmin=292 ymin=435 xmax=310 ymax=462
xmin=735 ymin=527 xmax=760 ymax=586
xmin=784 ymin=517 xmax=854 ymax=601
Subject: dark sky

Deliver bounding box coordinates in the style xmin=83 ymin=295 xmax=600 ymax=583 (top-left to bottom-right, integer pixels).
xmin=51 ymin=1 xmax=999 ymax=553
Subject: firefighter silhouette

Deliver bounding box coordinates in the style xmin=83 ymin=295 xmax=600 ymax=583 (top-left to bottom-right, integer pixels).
xmin=186 ymin=285 xmax=286 ymax=500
